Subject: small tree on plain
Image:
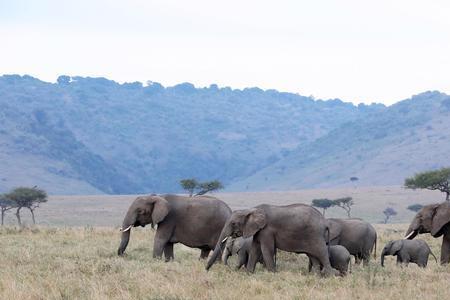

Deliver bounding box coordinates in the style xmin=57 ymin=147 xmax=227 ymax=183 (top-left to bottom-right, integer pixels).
xmin=195 ymin=180 xmax=224 ymax=196
xmin=350 ymin=177 xmax=359 ymax=188
xmin=407 ymin=204 xmax=424 ymax=213
xmin=0 ymin=195 xmax=15 ymax=226
xmin=180 ymin=178 xmax=199 ymax=197
xmin=179 ymin=179 xmax=224 ymax=196
xmin=383 ymin=207 xmax=397 ymax=224
xmin=404 ymin=167 xmax=450 ymax=201
xmin=5 ymin=187 xmax=48 ymax=225
xmin=333 ymin=197 xmax=354 ymax=218
xmin=311 ymin=198 xmax=335 ymax=216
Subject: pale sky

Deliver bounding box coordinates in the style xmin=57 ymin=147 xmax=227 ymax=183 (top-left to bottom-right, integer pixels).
xmin=1 ymin=0 xmax=450 ymax=104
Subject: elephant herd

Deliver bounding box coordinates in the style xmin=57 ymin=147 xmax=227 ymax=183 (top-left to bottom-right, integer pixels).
xmin=118 ymin=194 xmax=449 ymax=275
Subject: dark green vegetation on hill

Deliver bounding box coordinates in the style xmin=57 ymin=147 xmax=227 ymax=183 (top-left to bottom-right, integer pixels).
xmin=0 ymin=75 xmax=448 ymax=194
xmin=0 ymin=75 xmax=383 ymax=194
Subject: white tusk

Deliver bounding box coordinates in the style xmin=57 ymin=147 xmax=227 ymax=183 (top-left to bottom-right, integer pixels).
xmin=121 ymin=225 xmax=132 ymax=232
xmin=404 ymin=231 xmax=415 ymax=239
xmin=221 ymin=236 xmax=229 ymax=243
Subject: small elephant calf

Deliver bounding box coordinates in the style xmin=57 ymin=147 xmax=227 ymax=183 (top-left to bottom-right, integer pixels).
xmin=222 ymin=237 xmax=264 ymax=270
xmin=381 ymin=239 xmax=437 ymax=268
xmin=309 ymin=245 xmax=351 ymax=276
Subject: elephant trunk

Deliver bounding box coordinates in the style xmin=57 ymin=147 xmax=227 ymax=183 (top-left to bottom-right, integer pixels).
xmin=117 ymin=210 xmax=136 ymax=256
xmin=380 ymin=249 xmax=386 ymax=267
xmin=118 ymin=230 xmax=131 ymax=256
xmin=206 ymin=223 xmax=232 ymax=270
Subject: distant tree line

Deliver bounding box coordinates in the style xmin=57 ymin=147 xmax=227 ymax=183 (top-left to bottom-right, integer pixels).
xmin=0 ymin=187 xmax=48 ymax=226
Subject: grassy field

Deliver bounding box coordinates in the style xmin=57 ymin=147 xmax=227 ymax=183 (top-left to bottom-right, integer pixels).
xmin=1 ymin=187 xmax=448 ymax=299
xmin=1 ymin=224 xmax=449 ymax=300
xmin=2 ymin=185 xmax=443 ymax=227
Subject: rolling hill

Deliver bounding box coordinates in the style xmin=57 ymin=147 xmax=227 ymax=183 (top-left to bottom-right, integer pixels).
xmin=0 ymin=74 xmax=383 ymax=194
xmin=229 ymin=91 xmax=450 ymax=191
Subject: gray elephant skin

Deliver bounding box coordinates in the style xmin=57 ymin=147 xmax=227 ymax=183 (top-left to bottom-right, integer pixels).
xmin=206 ymin=204 xmax=333 ymax=275
xmin=405 ymin=202 xmax=450 ymax=264
xmin=222 ymin=237 xmax=264 ymax=269
xmin=381 ymin=239 xmax=437 ymax=267
xmin=308 ymin=245 xmax=351 ymax=276
xmin=328 ymin=218 xmax=377 ymax=265
xmin=117 ymin=194 xmax=232 ymax=260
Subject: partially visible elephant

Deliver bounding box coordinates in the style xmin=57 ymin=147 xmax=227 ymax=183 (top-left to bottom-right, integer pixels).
xmin=117 ymin=194 xmax=232 ymax=261
xmin=206 ymin=204 xmax=333 ymax=276
xmin=381 ymin=239 xmax=437 ymax=267
xmin=327 ymin=218 xmax=377 ymax=265
xmin=222 ymin=237 xmax=264 ymax=269
xmin=308 ymin=245 xmax=351 ymax=276
xmin=405 ymin=202 xmax=450 ymax=264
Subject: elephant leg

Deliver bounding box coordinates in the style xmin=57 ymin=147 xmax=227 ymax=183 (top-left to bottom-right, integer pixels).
xmin=153 ymin=226 xmax=173 ymax=259
xmin=260 ymin=235 xmax=276 ymax=272
xmin=314 ymin=244 xmax=333 ymax=276
xmin=362 ymin=253 xmax=370 ymax=267
xmin=163 ymin=243 xmax=174 ymax=262
xmin=354 ymin=255 xmax=362 ymax=265
xmin=236 ymin=251 xmax=248 ymax=270
xmin=396 ymin=255 xmax=401 ymax=266
xmin=440 ymin=234 xmax=450 ymax=265
xmin=246 ymin=240 xmax=262 ymax=273
xmin=308 ymin=256 xmax=321 ymax=274
xmin=222 ymin=248 xmax=231 ymax=265
xmin=200 ymin=248 xmax=211 ymax=260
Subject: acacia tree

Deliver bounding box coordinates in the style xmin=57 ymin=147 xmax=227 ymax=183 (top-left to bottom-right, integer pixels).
xmin=0 ymin=195 xmax=15 ymax=226
xmin=407 ymin=204 xmax=424 ymax=213
xmin=179 ymin=179 xmax=223 ymax=196
xmin=383 ymin=207 xmax=397 ymax=224
xmin=195 ymin=180 xmax=224 ymax=196
xmin=311 ymin=198 xmax=335 ymax=216
xmin=333 ymin=197 xmax=354 ymax=218
xmin=5 ymin=187 xmax=48 ymax=225
xmin=179 ymin=179 xmax=198 ymax=197
xmin=405 ymin=167 xmax=450 ymax=201
xmin=350 ymin=177 xmax=359 ymax=188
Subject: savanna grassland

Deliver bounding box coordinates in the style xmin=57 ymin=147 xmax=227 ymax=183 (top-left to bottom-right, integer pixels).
xmin=1 ymin=187 xmax=449 ymax=300
xmin=0 ymin=224 xmax=449 ymax=300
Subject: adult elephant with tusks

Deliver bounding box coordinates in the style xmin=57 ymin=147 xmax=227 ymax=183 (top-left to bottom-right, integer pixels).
xmin=405 ymin=201 xmax=450 ymax=264
xmin=206 ymin=203 xmax=333 ymax=276
xmin=117 ymin=194 xmax=232 ymax=261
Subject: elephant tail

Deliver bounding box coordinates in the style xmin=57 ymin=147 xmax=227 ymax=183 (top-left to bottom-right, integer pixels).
xmin=372 ymin=233 xmax=377 ymax=259
xmin=325 ymin=226 xmax=330 ymax=253
xmin=430 ymin=249 xmax=438 ymax=264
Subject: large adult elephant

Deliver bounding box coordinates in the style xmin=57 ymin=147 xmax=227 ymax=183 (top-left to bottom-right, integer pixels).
xmin=327 ymin=218 xmax=377 ymax=265
xmin=117 ymin=194 xmax=232 ymax=260
xmin=205 ymin=204 xmax=333 ymax=275
xmin=405 ymin=202 xmax=450 ymax=264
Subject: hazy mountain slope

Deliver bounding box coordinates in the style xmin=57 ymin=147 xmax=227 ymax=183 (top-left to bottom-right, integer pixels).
xmin=0 ymin=75 xmax=381 ymax=194
xmin=229 ymin=91 xmax=450 ymax=191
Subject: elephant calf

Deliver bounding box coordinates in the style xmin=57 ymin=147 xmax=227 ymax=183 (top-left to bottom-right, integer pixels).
xmin=381 ymin=239 xmax=437 ymax=267
xmin=309 ymin=245 xmax=351 ymax=276
xmin=222 ymin=237 xmax=264 ymax=270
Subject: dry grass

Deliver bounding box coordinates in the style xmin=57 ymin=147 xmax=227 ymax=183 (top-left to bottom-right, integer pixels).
xmin=1 ymin=224 xmax=449 ymax=300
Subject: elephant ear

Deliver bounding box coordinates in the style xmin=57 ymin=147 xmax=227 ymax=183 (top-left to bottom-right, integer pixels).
xmin=150 ymin=196 xmax=170 ymax=224
xmin=243 ymin=209 xmax=266 ymax=238
xmin=431 ymin=202 xmax=450 ymax=237
xmin=390 ymin=240 xmax=403 ymax=254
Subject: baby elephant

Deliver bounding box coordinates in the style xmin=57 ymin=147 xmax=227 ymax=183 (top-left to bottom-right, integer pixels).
xmin=222 ymin=237 xmax=264 ymax=270
xmin=381 ymin=239 xmax=437 ymax=267
xmin=309 ymin=245 xmax=351 ymax=276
